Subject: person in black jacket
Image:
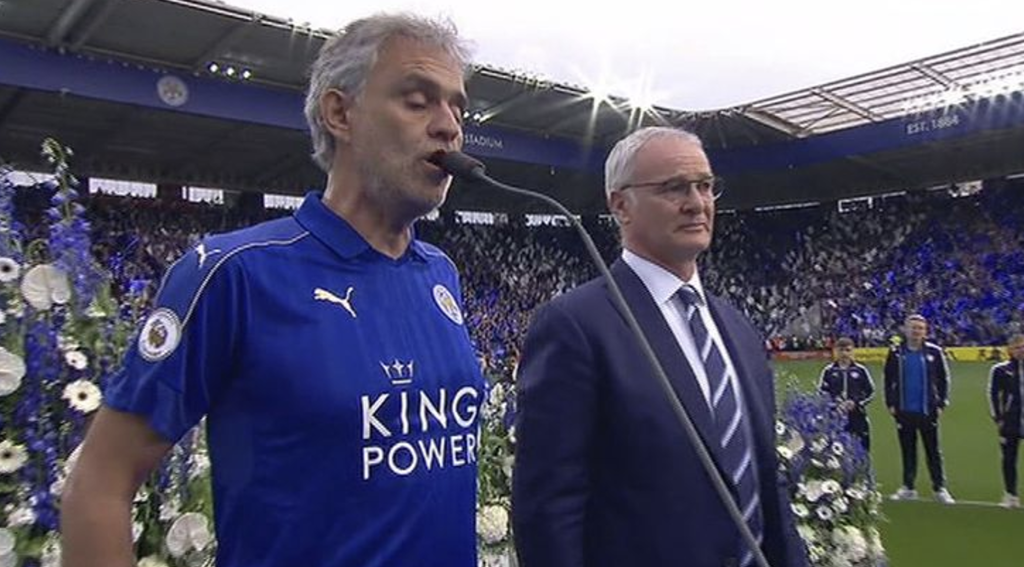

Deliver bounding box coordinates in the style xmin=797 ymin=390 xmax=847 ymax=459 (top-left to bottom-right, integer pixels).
xmin=819 ymin=337 xmax=875 ymax=451
xmin=988 ymin=334 xmax=1024 ymax=508
xmin=884 ymin=314 xmax=955 ymax=504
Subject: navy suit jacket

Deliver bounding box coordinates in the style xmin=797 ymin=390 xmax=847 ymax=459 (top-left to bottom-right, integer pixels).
xmin=513 ymin=260 xmax=807 ymax=567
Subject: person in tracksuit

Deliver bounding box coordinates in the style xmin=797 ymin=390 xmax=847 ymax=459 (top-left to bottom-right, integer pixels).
xmin=819 ymin=337 xmax=875 ymax=451
xmin=884 ymin=314 xmax=955 ymax=504
xmin=988 ymin=334 xmax=1024 ymax=508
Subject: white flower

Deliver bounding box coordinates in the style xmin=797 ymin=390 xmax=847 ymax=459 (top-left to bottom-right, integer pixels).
xmin=50 ymin=478 xmax=65 ymax=497
xmin=815 ymin=506 xmax=834 ymax=521
xmin=160 ymin=499 xmax=181 ymax=522
xmin=808 ymin=544 xmax=826 ymax=562
xmin=812 ymin=438 xmax=828 ymax=453
xmin=4 ymin=303 xmax=22 ymax=319
xmin=827 ymin=457 xmax=842 ymax=470
xmin=62 ymin=380 xmax=102 ymax=413
xmin=777 ymin=446 xmax=793 ymax=461
xmin=791 ymin=503 xmax=809 ymax=518
xmin=821 ymin=480 xmax=841 ymax=495
xmin=57 ymin=335 xmax=81 ymax=353
xmin=64 ymin=350 xmax=88 ymax=371
xmin=0 ymin=527 xmax=14 ymax=555
xmin=166 ymin=513 xmax=213 ymax=558
xmin=846 ymin=487 xmax=866 ymax=500
xmin=502 ymin=455 xmax=515 ymax=480
xmin=832 ymin=525 xmax=868 ymax=562
xmin=7 ymin=506 xmax=35 ymax=527
xmin=20 ymin=264 xmax=71 ymax=311
xmin=189 ymin=452 xmax=211 ymax=480
xmin=804 ymin=480 xmax=825 ymax=503
xmin=867 ymin=527 xmax=885 ymax=557
xmin=0 ymin=440 xmax=28 ymax=474
xmin=0 ymin=258 xmax=20 ymax=283
xmin=476 ymin=504 xmax=510 ymax=545
xmin=831 ymin=442 xmax=845 ymax=456
xmin=132 ymin=521 xmax=144 ymax=543
xmin=0 ymin=348 xmax=25 ymax=397
xmin=786 ymin=433 xmax=805 ymax=454
xmin=775 ymin=421 xmax=786 ymax=436
xmin=138 ymin=556 xmax=170 ymax=567
xmin=833 ymin=496 xmax=849 ymax=514
xmin=796 ymin=524 xmax=817 ymax=543
xmin=0 ymin=311 xmax=5 ymax=325
xmin=39 ymin=536 xmax=61 ymax=567
xmin=811 ymin=459 xmax=825 ymax=469
xmin=134 ymin=485 xmax=150 ymax=503
xmin=508 ymin=425 xmax=516 ymax=445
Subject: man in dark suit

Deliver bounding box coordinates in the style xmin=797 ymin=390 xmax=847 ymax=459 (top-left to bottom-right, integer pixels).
xmin=988 ymin=333 xmax=1024 ymax=508
xmin=512 ymin=127 xmax=807 ymax=567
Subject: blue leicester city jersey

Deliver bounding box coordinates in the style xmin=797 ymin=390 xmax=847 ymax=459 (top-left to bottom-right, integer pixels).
xmin=105 ymin=193 xmax=486 ymax=567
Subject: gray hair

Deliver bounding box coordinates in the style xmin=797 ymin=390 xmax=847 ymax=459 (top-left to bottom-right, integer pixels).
xmin=604 ymin=127 xmax=703 ymax=198
xmin=304 ymin=13 xmax=473 ymax=172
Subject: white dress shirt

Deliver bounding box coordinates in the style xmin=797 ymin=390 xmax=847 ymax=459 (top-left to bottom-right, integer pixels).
xmin=622 ymin=249 xmax=745 ymax=411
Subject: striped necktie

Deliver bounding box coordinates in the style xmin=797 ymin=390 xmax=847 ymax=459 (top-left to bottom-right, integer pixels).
xmin=677 ymin=284 xmax=764 ymax=566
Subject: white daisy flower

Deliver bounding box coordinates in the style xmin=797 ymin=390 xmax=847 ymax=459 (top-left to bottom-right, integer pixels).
xmin=166 ymin=513 xmax=213 ymax=558
xmin=804 ymin=481 xmax=825 ymax=503
xmin=846 ymin=487 xmax=866 ymax=500
xmin=833 ymin=496 xmax=849 ymax=514
xmin=821 ymin=480 xmax=841 ymax=495
xmin=476 ymin=505 xmax=510 ymax=545
xmin=812 ymin=438 xmax=829 ymax=453
xmin=815 ymin=506 xmax=834 ymax=521
xmin=0 ymin=527 xmax=14 ymax=555
xmin=0 ymin=258 xmax=20 ymax=283
xmin=791 ymin=503 xmax=810 ymax=518
xmin=0 ymin=440 xmax=28 ymax=474
xmin=777 ymin=446 xmax=794 ymax=461
xmin=832 ymin=442 xmax=845 ymax=456
xmin=0 ymin=347 xmax=26 ymax=397
xmin=786 ymin=433 xmax=806 ymax=454
xmin=62 ymin=380 xmax=102 ymax=413
xmin=775 ymin=421 xmax=786 ymax=436
xmin=64 ymin=351 xmax=88 ymax=371
xmin=827 ymin=457 xmax=842 ymax=470
xmin=20 ymin=264 xmax=71 ymax=311
xmin=7 ymin=506 xmax=35 ymax=527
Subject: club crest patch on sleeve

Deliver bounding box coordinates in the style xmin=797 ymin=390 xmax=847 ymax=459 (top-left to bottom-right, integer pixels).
xmin=432 ymin=284 xmax=463 ymax=325
xmin=138 ymin=308 xmax=183 ymax=362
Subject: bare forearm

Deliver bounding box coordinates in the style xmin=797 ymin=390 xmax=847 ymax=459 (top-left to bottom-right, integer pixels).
xmin=61 ymin=489 xmax=136 ymax=567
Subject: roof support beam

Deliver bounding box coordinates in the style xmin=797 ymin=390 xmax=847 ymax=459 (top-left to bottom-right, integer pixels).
xmin=69 ymin=0 xmax=126 ymax=51
xmin=910 ymin=63 xmax=956 ymax=88
xmin=811 ymin=88 xmax=883 ymax=122
xmin=46 ymin=0 xmax=101 ymax=46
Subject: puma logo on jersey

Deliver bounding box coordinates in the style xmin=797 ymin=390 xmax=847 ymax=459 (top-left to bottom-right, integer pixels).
xmin=196 ymin=243 xmax=222 ymax=268
xmin=314 ymin=286 xmax=357 ymax=318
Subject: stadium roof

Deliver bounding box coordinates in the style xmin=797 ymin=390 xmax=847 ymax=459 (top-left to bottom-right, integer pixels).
xmin=1 ymin=0 xmax=1023 ymax=212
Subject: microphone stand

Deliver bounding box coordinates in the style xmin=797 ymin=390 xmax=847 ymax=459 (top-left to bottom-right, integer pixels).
xmin=434 ymin=151 xmax=772 ymax=567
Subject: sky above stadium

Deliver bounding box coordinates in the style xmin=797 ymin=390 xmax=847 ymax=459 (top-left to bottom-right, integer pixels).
xmin=224 ymin=0 xmax=1023 ymax=111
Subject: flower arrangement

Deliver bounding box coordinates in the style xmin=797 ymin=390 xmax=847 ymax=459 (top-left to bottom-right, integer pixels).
xmin=0 ymin=140 xmax=215 ymax=566
xmin=776 ymin=388 xmax=887 ymax=567
xmin=476 ymin=365 xmax=517 ymax=567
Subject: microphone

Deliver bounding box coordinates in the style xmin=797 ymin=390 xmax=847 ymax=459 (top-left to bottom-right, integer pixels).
xmin=431 ymin=151 xmax=772 ymax=567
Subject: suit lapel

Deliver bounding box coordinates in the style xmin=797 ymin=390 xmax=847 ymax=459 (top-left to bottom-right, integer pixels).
xmin=606 ymin=260 xmax=727 ymax=471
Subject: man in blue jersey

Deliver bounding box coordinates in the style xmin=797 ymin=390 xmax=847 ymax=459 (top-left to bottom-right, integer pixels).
xmin=818 ymin=337 xmax=875 ymax=451
xmin=884 ymin=314 xmax=955 ymax=504
xmin=988 ymin=334 xmax=1024 ymax=508
xmin=61 ymin=13 xmax=484 ymax=567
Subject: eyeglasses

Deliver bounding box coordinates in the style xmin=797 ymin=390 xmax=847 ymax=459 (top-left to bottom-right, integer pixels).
xmin=617 ymin=175 xmax=725 ymax=202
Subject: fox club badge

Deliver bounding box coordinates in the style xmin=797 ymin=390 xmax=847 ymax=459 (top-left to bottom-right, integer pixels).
xmin=432 ymin=284 xmax=463 ymax=325
xmin=138 ymin=308 xmax=182 ymax=362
